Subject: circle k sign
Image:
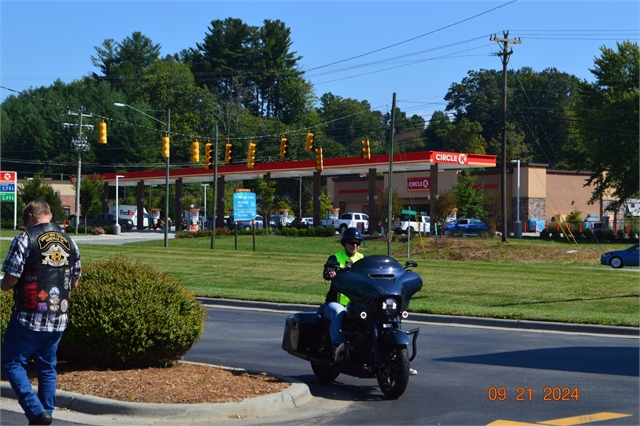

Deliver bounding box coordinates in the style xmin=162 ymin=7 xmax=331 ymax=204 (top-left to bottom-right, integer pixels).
xmin=407 ymin=177 xmax=430 ymax=191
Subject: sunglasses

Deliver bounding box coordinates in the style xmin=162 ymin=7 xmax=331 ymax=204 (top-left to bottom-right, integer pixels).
xmin=347 ymin=240 xmax=361 ymax=246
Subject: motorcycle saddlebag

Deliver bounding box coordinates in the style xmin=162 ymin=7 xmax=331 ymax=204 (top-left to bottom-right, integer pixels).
xmin=282 ymin=312 xmax=323 ymax=353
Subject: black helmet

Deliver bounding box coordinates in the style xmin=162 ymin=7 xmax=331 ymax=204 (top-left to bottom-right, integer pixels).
xmin=341 ymin=227 xmax=363 ymax=247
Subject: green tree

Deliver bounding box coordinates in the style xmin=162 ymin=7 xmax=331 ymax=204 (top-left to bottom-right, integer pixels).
xmin=13 ymin=174 xmax=62 ymax=225
xmin=481 ymin=189 xmax=502 ymax=235
xmin=564 ymin=41 xmax=639 ymax=207
xmin=444 ymin=67 xmax=580 ymax=166
xmin=423 ymin=110 xmax=451 ymax=151
xmin=430 ymin=189 xmax=458 ymax=228
xmin=77 ymin=173 xmax=105 ymax=218
xmin=318 ymin=93 xmax=385 ymax=157
xmin=435 ymin=117 xmax=486 ymax=153
xmin=253 ymin=176 xmax=276 ymax=231
xmin=452 ymin=169 xmax=484 ymax=218
xmin=374 ymin=188 xmax=403 ymax=234
xmin=91 ymin=31 xmax=162 ymax=98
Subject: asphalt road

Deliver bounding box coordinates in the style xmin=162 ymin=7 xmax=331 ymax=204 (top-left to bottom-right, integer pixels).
xmin=2 ymin=304 xmax=638 ymax=425
xmin=185 ymin=304 xmax=639 ymax=425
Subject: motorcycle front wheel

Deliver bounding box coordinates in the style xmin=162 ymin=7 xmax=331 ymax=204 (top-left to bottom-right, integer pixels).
xmin=311 ymin=361 xmax=340 ymax=383
xmin=376 ymin=346 xmax=410 ymax=399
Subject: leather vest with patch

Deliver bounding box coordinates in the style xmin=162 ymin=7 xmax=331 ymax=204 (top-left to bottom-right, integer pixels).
xmin=14 ymin=223 xmax=74 ymax=314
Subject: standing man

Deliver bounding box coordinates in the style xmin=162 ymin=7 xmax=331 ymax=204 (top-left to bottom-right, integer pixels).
xmin=1 ymin=201 xmax=81 ymax=425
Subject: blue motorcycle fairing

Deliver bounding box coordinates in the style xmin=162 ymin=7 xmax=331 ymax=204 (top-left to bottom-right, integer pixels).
xmin=380 ymin=329 xmax=412 ymax=346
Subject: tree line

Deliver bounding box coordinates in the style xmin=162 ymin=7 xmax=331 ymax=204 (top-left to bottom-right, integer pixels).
xmin=1 ymin=17 xmax=637 ymax=219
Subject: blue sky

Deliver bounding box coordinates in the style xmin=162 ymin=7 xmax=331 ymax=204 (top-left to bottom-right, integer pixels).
xmin=1 ymin=0 xmax=638 ymax=121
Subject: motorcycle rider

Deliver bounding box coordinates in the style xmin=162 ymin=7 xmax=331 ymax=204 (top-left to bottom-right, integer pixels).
xmin=321 ymin=227 xmax=418 ymax=375
xmin=321 ymin=227 xmax=364 ymax=362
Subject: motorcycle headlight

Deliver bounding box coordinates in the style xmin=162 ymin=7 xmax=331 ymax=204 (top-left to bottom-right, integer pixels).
xmin=381 ymin=297 xmax=399 ymax=317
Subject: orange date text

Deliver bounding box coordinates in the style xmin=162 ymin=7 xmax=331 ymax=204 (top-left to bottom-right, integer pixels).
xmin=487 ymin=386 xmax=580 ymax=401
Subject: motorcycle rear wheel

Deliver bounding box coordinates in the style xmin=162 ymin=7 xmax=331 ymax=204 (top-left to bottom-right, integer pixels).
xmin=311 ymin=361 xmax=340 ymax=383
xmin=376 ymin=346 xmax=410 ymax=399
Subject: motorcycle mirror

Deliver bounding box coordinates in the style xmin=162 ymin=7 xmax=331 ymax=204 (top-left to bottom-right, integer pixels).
xmin=405 ymin=260 xmax=418 ymax=268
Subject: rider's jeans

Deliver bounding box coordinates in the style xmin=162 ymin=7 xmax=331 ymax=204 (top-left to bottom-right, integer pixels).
xmin=1 ymin=318 xmax=63 ymax=421
xmin=319 ymin=302 xmax=346 ymax=345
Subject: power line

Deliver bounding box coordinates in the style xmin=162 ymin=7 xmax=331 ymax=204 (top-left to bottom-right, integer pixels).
xmin=306 ymin=0 xmax=518 ymax=72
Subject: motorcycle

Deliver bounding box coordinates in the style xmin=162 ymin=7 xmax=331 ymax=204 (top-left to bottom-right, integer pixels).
xmin=282 ymin=255 xmax=423 ymax=399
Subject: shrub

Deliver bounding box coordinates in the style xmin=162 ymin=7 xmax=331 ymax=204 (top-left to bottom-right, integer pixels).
xmin=92 ymin=226 xmax=105 ymax=235
xmin=0 ymin=290 xmax=14 ymax=346
xmin=539 ymin=229 xmax=550 ymax=238
xmin=603 ymin=229 xmax=615 ymax=241
xmin=58 ymin=257 xmax=206 ymax=368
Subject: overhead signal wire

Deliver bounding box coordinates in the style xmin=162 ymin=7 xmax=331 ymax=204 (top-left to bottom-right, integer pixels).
xmin=306 ymin=0 xmax=518 ymax=72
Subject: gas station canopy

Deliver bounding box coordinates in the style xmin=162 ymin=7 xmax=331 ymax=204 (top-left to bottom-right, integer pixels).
xmin=100 ymin=150 xmax=497 ymax=187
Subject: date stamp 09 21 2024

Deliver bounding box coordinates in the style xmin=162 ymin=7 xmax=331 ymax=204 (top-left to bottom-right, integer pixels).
xmin=488 ymin=386 xmax=580 ymax=401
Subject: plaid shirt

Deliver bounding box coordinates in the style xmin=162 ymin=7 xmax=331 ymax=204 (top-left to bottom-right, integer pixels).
xmin=2 ymin=225 xmax=81 ymax=332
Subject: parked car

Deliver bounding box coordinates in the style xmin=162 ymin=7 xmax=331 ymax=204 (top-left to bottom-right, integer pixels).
xmin=600 ymin=244 xmax=639 ymax=268
xmin=228 ymin=215 xmax=275 ymax=231
xmin=441 ymin=218 xmax=488 ymax=237
xmin=198 ymin=217 xmax=212 ymax=230
xmin=289 ymin=217 xmax=314 ymax=229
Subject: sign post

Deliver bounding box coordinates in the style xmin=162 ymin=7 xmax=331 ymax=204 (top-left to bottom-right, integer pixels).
xmin=0 ymin=172 xmax=17 ymax=229
xmin=233 ymin=192 xmax=257 ymax=251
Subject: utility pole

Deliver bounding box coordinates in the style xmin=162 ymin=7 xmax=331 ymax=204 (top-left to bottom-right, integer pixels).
xmin=63 ymin=108 xmax=93 ymax=234
xmin=490 ymin=31 xmax=520 ymax=243
xmin=388 ymin=93 xmax=396 ymax=257
xmin=211 ymin=125 xmax=218 ymax=250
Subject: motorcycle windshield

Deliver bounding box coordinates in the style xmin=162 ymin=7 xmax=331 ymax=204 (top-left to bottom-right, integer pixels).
xmin=333 ymin=255 xmax=423 ymax=310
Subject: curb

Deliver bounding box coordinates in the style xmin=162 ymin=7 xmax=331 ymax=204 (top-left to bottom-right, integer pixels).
xmin=1 ymin=363 xmax=312 ymax=420
xmin=197 ymin=297 xmax=639 ymax=337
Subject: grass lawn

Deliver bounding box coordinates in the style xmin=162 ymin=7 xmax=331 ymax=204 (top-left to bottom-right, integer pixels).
xmin=1 ymin=231 xmax=638 ymax=327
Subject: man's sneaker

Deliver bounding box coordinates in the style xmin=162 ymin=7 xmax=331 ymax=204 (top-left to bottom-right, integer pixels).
xmin=409 ymin=368 xmax=418 ymax=376
xmin=333 ymin=342 xmax=345 ymax=362
xmin=29 ymin=411 xmax=52 ymax=425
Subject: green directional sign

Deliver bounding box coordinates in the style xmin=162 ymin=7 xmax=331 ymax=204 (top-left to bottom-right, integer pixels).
xmin=401 ymin=209 xmax=417 ymax=215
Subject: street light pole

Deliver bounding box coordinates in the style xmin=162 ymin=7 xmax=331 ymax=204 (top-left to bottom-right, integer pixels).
xmin=201 ymin=183 xmax=209 ymax=222
xmin=114 ymin=102 xmax=170 ymax=247
xmin=114 ymin=175 xmax=124 ymax=235
xmin=511 ymin=159 xmax=522 ymax=238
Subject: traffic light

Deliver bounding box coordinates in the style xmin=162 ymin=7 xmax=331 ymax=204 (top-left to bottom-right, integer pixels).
xmin=224 ymin=140 xmax=233 ymax=165
xmin=279 ymin=136 xmax=289 ymax=158
xmin=205 ymin=142 xmax=213 ymax=169
xmin=305 ymin=130 xmax=314 ymax=152
xmin=190 ymin=139 xmax=200 ymax=163
xmin=161 ymin=134 xmax=170 ymax=158
xmin=361 ymin=137 xmax=371 ymax=160
xmin=315 ymin=146 xmax=323 ymax=171
xmin=247 ymin=140 xmax=256 ymax=169
xmin=98 ymin=119 xmax=107 ymax=144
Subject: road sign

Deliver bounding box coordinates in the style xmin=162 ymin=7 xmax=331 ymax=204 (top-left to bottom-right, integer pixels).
xmin=0 ymin=171 xmax=16 ymax=204
xmin=401 ymin=209 xmax=417 ymax=215
xmin=233 ymin=192 xmax=257 ymax=221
